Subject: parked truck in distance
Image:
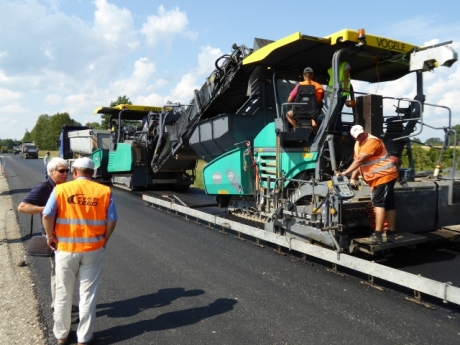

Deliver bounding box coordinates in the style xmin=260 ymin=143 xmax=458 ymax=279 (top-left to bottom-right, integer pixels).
xmin=1 ymin=146 xmax=7 ymax=153
xmin=18 ymin=142 xmax=39 ymax=159
xmin=57 ymin=125 xmax=112 ymax=179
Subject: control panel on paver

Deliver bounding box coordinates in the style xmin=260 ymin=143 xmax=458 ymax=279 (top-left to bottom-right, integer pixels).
xmin=332 ymin=175 xmax=355 ymax=199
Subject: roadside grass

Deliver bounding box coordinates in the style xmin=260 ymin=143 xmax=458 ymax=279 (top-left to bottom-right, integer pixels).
xmin=190 ymin=159 xmax=206 ymax=189
xmin=39 ymin=150 xmax=59 ymax=158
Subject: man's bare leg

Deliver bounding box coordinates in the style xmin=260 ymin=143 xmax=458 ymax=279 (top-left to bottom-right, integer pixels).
xmin=286 ymin=111 xmax=298 ymax=128
xmin=385 ymin=209 xmax=396 ymax=231
xmin=374 ymin=206 xmax=385 ymax=232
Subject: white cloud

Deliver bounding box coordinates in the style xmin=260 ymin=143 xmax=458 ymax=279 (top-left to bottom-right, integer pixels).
xmin=0 ymin=0 xmax=139 ymax=94
xmin=135 ymin=93 xmax=168 ymax=106
xmin=0 ymin=104 xmax=28 ymax=115
xmin=108 ymin=58 xmax=157 ymax=96
xmin=0 ymin=88 xmax=22 ymax=102
xmin=196 ymin=46 xmax=222 ymax=76
xmin=168 ymin=46 xmax=223 ymax=103
xmin=0 ymin=0 xmax=151 ymax=138
xmin=45 ymin=94 xmax=62 ymax=104
xmin=93 ymin=0 xmax=139 ymax=49
xmin=168 ymin=73 xmax=198 ymax=104
xmin=140 ymin=5 xmax=198 ymax=47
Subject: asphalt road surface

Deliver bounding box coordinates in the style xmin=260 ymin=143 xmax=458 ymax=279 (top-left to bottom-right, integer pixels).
xmin=4 ymin=154 xmax=460 ymax=345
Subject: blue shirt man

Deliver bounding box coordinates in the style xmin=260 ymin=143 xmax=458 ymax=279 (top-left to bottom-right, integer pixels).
xmin=17 ymin=158 xmax=71 ymax=311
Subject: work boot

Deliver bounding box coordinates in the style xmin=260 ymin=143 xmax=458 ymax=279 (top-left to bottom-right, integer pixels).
xmin=367 ymin=231 xmax=383 ymax=244
xmin=382 ymin=229 xmax=395 ymax=241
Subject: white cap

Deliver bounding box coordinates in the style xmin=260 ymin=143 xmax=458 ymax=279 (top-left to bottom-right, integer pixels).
xmin=73 ymin=157 xmax=95 ymax=170
xmin=350 ymin=125 xmax=365 ymax=138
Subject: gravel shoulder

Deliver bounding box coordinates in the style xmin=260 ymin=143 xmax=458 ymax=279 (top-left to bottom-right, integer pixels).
xmin=0 ymin=169 xmax=46 ymax=344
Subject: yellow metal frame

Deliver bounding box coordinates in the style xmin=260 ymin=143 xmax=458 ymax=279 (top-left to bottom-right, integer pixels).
xmin=326 ymin=29 xmax=416 ymax=53
xmin=243 ymin=29 xmax=418 ymax=66
xmin=243 ymin=32 xmax=303 ymax=65
xmin=94 ymin=104 xmax=164 ymax=114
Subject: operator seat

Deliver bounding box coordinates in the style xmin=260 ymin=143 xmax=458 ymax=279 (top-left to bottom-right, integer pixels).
xmin=292 ymin=85 xmax=320 ymax=130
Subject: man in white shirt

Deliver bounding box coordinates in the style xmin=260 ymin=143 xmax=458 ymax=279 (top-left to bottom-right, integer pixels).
xmin=44 ymin=151 xmax=50 ymax=179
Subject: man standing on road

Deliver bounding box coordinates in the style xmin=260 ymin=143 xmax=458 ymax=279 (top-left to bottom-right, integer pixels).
xmin=18 ymin=157 xmax=79 ymax=317
xmin=337 ymin=125 xmax=399 ymax=244
xmin=44 ymin=151 xmax=51 ymax=179
xmin=43 ymin=157 xmax=118 ymax=345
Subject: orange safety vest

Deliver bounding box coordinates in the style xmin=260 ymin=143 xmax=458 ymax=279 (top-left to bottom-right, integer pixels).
xmin=54 ymin=179 xmax=111 ymax=252
xmin=354 ymin=134 xmax=398 ymax=187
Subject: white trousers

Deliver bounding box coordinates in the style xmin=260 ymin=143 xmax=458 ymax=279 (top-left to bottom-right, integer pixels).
xmin=50 ymin=255 xmax=56 ymax=308
xmin=53 ymin=247 xmax=105 ymax=343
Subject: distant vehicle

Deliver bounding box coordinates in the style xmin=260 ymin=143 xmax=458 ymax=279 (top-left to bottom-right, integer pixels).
xmin=1 ymin=146 xmax=7 ymax=153
xmin=13 ymin=145 xmax=20 ymax=154
xmin=57 ymin=125 xmax=112 ymax=179
xmin=19 ymin=142 xmax=39 ymax=159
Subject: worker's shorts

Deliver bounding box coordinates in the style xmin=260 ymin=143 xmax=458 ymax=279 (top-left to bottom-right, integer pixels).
xmin=371 ymin=179 xmax=397 ymax=210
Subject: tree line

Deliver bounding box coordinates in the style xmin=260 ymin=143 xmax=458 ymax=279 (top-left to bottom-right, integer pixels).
xmin=0 ymin=96 xmax=132 ymax=151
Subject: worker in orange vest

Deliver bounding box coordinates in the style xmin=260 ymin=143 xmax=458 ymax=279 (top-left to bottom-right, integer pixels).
xmin=286 ymin=67 xmax=324 ymax=132
xmin=338 ymin=125 xmax=399 ymax=244
xmin=43 ymin=157 xmax=118 ymax=345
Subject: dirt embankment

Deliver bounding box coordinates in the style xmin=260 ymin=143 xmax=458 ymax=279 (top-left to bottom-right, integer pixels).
xmin=0 ymin=162 xmax=46 ymax=344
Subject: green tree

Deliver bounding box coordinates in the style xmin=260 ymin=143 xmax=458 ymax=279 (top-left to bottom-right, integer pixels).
xmin=22 ymin=129 xmax=32 ymax=143
xmin=30 ymin=114 xmax=50 ymax=149
xmin=28 ymin=112 xmax=81 ymax=150
xmin=425 ymin=137 xmax=443 ymax=146
xmin=99 ymin=95 xmax=132 ymax=129
xmin=0 ymin=138 xmax=18 ymax=150
xmin=449 ymin=124 xmax=460 ymax=145
xmin=85 ymin=122 xmax=104 ymax=130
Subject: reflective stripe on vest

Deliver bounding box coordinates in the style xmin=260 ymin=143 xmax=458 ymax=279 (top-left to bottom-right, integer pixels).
xmin=328 ymin=61 xmax=351 ymax=96
xmin=361 ymin=154 xmax=389 ymax=167
xmin=55 ymin=179 xmax=111 ymax=252
xmin=56 ymin=235 xmax=104 ymax=244
xmin=56 ymin=218 xmax=107 ymax=226
xmin=354 ymin=134 xmax=396 ymax=183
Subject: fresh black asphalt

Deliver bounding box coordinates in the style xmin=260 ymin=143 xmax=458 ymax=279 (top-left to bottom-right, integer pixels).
xmin=4 ymin=154 xmax=459 ymax=345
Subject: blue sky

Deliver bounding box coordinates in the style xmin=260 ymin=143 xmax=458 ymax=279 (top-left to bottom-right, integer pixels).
xmin=1 ymin=0 xmax=460 ymax=141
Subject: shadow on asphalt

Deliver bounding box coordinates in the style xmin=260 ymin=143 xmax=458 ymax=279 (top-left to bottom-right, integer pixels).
xmin=95 ymin=293 xmax=237 ymax=343
xmin=96 ymin=287 xmax=205 ymax=318
xmin=6 ymin=234 xmax=31 ymax=244
xmin=0 ymin=187 xmax=32 ymax=196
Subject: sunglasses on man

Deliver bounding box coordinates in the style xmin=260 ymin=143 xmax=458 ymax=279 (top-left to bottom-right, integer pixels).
xmin=56 ymin=169 xmax=70 ymax=174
